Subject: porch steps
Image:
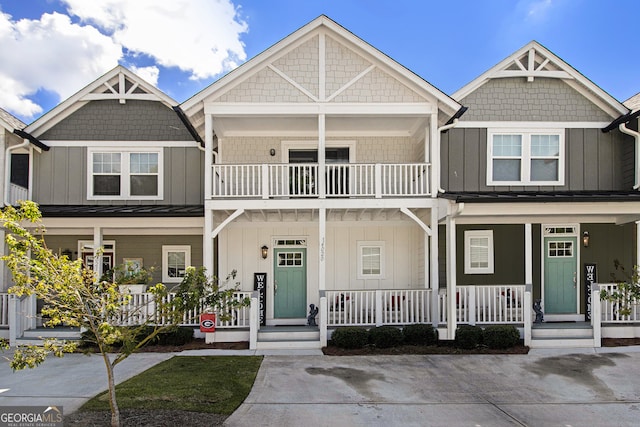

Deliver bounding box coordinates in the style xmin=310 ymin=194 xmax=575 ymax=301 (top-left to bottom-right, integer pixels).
xmin=256 ymin=325 xmax=321 ymax=350
xmin=16 ymin=327 xmax=82 ymax=347
xmin=530 ymin=322 xmax=596 ymax=348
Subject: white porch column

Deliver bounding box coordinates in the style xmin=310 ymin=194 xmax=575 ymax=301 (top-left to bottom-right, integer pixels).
xmin=429 ymin=113 xmax=439 ymax=197
xmin=525 ymin=223 xmax=533 ymax=285
xmin=318 ymin=114 xmax=326 ymax=198
xmin=204 ymin=209 xmax=214 ymax=274
xmin=446 ymin=214 xmax=457 ymax=339
xmin=204 ymin=114 xmax=214 ymax=274
xmin=430 ymin=207 xmax=439 ymax=328
xmin=319 ymin=207 xmax=326 ymax=291
xmin=93 ymin=226 xmax=103 ymax=279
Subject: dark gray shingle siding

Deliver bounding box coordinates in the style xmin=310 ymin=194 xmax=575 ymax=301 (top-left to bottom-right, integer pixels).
xmin=40 ymin=100 xmax=193 ymax=141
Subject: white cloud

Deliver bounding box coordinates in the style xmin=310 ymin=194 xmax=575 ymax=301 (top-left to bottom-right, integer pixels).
xmin=129 ymin=65 xmax=160 ymax=87
xmin=0 ymin=11 xmax=122 ymax=120
xmin=523 ymin=0 xmax=553 ymax=21
xmin=63 ymin=0 xmax=248 ymax=80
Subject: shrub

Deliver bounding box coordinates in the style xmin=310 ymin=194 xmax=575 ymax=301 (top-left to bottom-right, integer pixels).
xmin=402 ymin=323 xmax=438 ymax=346
xmin=454 ymin=325 xmax=483 ymax=349
xmin=80 ymin=326 xmax=194 ymax=348
xmin=369 ymin=326 xmax=403 ymax=348
xmin=483 ymin=325 xmax=520 ymax=349
xmin=331 ymin=327 xmax=369 ymax=349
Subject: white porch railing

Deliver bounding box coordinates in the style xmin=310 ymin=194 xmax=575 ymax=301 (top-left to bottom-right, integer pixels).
xmin=326 ymin=289 xmax=432 ymax=326
xmin=0 ymin=293 xmax=9 ymax=327
xmin=211 ymin=163 xmax=431 ymax=199
xmin=9 ymin=184 xmax=28 ymax=205
xmin=111 ymin=291 xmax=252 ymax=328
xmin=450 ymin=285 xmax=526 ymax=324
xmin=598 ymin=283 xmax=640 ymax=323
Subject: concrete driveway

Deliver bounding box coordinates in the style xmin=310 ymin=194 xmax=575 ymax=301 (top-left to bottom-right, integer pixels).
xmin=225 ymin=349 xmax=640 ymax=426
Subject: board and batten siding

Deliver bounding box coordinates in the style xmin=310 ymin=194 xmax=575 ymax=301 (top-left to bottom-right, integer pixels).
xmin=43 ymin=235 xmax=203 ymax=285
xmin=219 ymin=222 xmax=421 ymax=296
xmin=32 ymin=146 xmax=204 ymax=205
xmin=441 ymin=127 xmax=634 ymax=192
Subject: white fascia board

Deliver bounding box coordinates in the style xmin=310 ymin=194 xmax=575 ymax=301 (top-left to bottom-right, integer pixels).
xmin=43 ymin=227 xmax=203 ymax=235
xmin=205 ymin=103 xmax=436 ymax=116
xmin=455 ymin=121 xmax=611 ymax=129
xmin=44 ymin=140 xmax=200 ymax=148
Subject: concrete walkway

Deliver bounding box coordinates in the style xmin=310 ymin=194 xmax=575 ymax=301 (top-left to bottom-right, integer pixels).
xmin=1 ymin=347 xmax=640 ymax=426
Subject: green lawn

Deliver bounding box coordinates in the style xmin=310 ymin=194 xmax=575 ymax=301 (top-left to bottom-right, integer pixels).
xmin=81 ymin=356 xmax=263 ymax=415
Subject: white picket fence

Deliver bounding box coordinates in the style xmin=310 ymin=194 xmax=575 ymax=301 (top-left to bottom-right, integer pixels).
xmin=325 ymin=289 xmax=433 ymax=326
xmin=598 ymin=283 xmax=640 ymax=323
xmin=112 ymin=291 xmax=252 ymax=328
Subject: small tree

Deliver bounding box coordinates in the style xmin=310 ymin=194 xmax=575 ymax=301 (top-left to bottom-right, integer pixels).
xmin=0 ymin=201 xmax=248 ymax=427
xmin=600 ymin=262 xmax=640 ymax=318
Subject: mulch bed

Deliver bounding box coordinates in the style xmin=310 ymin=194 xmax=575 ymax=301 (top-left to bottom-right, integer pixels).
xmin=322 ymin=343 xmax=530 ymax=356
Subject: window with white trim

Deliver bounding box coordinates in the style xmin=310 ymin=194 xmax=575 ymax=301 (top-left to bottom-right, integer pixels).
xmin=162 ymin=245 xmax=191 ymax=283
xmin=357 ymin=241 xmax=385 ymax=279
xmin=89 ymin=148 xmax=162 ymax=199
xmin=487 ymin=130 xmax=564 ymax=185
xmin=464 ymin=230 xmax=494 ymax=274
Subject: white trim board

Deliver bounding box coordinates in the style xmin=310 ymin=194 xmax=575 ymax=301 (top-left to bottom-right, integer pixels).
xmin=455 ymin=121 xmax=611 ymax=129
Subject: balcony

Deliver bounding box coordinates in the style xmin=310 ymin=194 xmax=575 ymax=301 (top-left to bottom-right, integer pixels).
xmin=210 ymin=163 xmax=431 ymax=199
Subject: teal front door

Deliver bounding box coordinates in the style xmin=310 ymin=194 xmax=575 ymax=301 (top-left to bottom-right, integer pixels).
xmin=544 ymin=237 xmax=577 ymax=314
xmin=274 ymin=248 xmax=307 ymax=318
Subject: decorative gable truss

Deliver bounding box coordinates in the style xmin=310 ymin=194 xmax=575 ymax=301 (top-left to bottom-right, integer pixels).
xmin=494 ymin=46 xmax=569 ymax=82
xmin=26 ymin=66 xmax=177 ymax=137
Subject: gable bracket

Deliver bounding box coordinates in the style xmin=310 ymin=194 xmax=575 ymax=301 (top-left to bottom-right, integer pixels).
xmin=267 ymin=64 xmax=319 ymax=102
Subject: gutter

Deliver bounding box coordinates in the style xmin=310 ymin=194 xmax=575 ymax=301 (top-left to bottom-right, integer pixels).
xmin=13 ymin=129 xmax=49 ymax=151
xmin=617 ymin=122 xmax=640 ymax=190
xmin=172 ymin=106 xmax=204 ymax=147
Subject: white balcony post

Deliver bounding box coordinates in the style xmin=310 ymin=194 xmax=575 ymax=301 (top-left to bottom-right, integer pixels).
xmin=591 ymin=283 xmax=602 ymax=347
xmin=318 ymin=114 xmax=326 ymax=198
xmin=8 ymin=294 xmax=17 ymax=346
xmin=93 ymin=226 xmax=103 ymax=279
xmin=429 ymin=113 xmax=439 ymax=198
xmin=204 ymin=114 xmax=213 ymax=199
xmin=261 ymin=164 xmax=269 ymax=199
xmin=319 ymin=207 xmax=326 ymax=291
xmin=374 ymin=164 xmax=382 ymax=198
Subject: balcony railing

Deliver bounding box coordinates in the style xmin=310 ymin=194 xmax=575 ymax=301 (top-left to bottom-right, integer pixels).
xmin=9 ymin=184 xmax=28 ymax=205
xmin=211 ymin=163 xmax=431 ymax=199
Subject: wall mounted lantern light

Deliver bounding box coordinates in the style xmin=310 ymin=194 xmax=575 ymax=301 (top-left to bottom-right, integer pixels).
xmin=582 ymin=231 xmax=590 ymax=248
xmin=261 ymin=245 xmax=269 ymax=259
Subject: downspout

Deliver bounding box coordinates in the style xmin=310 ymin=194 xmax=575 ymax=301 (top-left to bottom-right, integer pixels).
xmin=437 ymin=111 xmax=465 ymax=194
xmin=4 ymin=140 xmax=30 ymax=206
xmin=618 ymin=122 xmax=640 ymax=190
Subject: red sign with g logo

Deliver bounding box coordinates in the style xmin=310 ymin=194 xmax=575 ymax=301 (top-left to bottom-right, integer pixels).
xmin=200 ymin=313 xmax=216 ymax=333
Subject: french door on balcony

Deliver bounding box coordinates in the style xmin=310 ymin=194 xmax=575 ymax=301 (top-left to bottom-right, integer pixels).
xmin=288 ymin=148 xmax=349 ymax=196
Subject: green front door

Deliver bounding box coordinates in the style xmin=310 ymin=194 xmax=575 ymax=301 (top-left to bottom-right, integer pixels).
xmin=544 ymin=237 xmax=577 ymax=314
xmin=274 ymin=248 xmax=307 ymax=318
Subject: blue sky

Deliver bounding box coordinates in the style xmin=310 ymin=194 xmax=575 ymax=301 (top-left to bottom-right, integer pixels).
xmin=0 ymin=0 xmax=637 ymax=124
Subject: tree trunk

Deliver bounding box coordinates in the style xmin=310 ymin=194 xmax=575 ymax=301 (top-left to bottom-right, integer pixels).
xmin=101 ymin=353 xmax=120 ymax=427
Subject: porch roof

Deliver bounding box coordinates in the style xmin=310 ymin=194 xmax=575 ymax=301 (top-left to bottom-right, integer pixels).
xmin=39 ymin=204 xmax=204 ymax=217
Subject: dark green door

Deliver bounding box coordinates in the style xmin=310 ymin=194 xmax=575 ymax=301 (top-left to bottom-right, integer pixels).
xmin=274 ymin=248 xmax=307 ymax=318
xmin=544 ymin=237 xmax=577 ymax=314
